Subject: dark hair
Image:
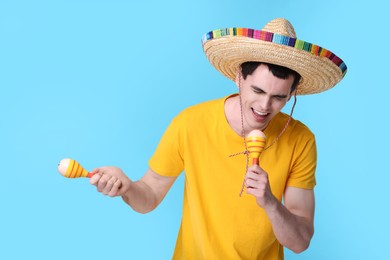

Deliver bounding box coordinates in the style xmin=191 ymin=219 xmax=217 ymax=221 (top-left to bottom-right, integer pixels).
xmin=240 ymin=62 xmax=301 ymax=93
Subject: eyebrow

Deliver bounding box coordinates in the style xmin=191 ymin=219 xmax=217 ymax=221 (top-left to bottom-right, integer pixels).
xmin=251 ymin=85 xmax=289 ymax=99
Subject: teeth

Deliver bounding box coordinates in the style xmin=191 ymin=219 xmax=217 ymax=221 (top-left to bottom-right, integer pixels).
xmin=253 ymin=109 xmax=267 ymax=116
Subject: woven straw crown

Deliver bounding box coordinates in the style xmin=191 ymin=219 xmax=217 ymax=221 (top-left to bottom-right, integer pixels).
xmin=202 ymin=18 xmax=347 ymax=95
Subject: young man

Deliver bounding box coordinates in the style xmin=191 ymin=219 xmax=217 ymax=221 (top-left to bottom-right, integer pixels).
xmin=89 ymin=18 xmax=347 ymax=259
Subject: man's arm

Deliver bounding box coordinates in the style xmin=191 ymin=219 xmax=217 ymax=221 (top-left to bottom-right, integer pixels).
xmin=90 ymin=167 xmax=177 ymax=214
xmin=264 ymin=187 xmax=315 ymax=253
xmin=245 ymin=166 xmax=315 ymax=253
xmin=123 ymin=168 xmax=177 ymax=213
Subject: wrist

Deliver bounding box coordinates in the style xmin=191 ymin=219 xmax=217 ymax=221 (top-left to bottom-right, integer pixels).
xmin=121 ymin=181 xmax=133 ymax=203
xmin=263 ymin=195 xmax=279 ymax=214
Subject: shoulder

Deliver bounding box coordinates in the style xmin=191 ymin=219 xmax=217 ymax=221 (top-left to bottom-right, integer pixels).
xmin=174 ymin=96 xmax=227 ymax=123
xmin=290 ymin=117 xmax=314 ymax=140
xmin=182 ymin=96 xmax=225 ymax=113
xmin=277 ymin=113 xmax=313 ymax=136
xmin=268 ymin=113 xmax=315 ymax=147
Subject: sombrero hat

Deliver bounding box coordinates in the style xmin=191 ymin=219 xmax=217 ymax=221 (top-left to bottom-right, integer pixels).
xmin=201 ymin=18 xmax=347 ymax=95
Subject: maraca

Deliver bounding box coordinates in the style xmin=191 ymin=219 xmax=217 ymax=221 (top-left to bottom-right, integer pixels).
xmin=246 ymin=129 xmax=266 ymax=166
xmin=239 ymin=129 xmax=266 ymax=196
xmin=58 ymin=158 xmax=94 ymax=178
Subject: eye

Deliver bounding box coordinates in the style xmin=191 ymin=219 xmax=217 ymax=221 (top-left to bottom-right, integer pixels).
xmin=252 ymin=87 xmax=264 ymax=94
xmin=273 ymin=95 xmax=286 ymax=101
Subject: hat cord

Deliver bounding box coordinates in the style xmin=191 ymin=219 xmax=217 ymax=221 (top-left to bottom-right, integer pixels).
xmin=232 ymin=74 xmax=298 ymax=196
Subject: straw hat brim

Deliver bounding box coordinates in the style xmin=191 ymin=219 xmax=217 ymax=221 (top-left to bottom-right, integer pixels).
xmin=202 ymin=28 xmax=347 ymax=95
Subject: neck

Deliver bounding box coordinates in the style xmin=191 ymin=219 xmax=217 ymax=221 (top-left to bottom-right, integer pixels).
xmin=224 ymin=95 xmax=246 ymax=136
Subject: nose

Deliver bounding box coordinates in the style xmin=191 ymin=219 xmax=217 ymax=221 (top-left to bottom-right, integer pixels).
xmin=259 ymin=96 xmax=272 ymax=111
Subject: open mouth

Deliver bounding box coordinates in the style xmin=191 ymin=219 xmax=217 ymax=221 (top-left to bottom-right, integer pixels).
xmin=252 ymin=108 xmax=269 ymax=121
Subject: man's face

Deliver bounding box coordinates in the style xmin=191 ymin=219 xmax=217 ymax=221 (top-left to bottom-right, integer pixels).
xmin=237 ymin=64 xmax=295 ymax=132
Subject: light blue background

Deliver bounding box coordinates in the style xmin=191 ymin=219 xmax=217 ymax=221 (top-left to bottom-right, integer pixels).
xmin=0 ymin=0 xmax=388 ymax=259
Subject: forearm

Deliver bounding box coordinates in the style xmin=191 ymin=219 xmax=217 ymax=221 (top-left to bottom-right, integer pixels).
xmin=265 ymin=199 xmax=314 ymax=253
xmin=122 ymin=180 xmax=159 ymax=214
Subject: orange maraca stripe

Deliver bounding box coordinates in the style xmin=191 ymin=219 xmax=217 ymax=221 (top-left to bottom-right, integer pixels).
xmin=77 ymin=161 xmax=86 ymax=178
xmin=247 ymin=139 xmax=266 ymax=149
xmin=68 ymin=159 xmax=82 ymax=178
xmin=73 ymin=160 xmax=89 ymax=178
xmin=71 ymin=160 xmax=80 ymax=178
xmin=247 ymin=138 xmax=265 ymax=142
xmin=246 ymin=137 xmax=266 ymax=166
xmin=73 ymin=163 xmax=79 ymax=178
xmin=247 ymin=145 xmax=265 ymax=150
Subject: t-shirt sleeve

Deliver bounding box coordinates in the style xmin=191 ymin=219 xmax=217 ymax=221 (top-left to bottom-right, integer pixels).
xmin=286 ymin=133 xmax=317 ymax=189
xmin=148 ymin=114 xmax=184 ymax=177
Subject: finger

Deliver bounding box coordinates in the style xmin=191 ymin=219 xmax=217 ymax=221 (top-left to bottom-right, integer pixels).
xmin=246 ymin=172 xmax=260 ymax=181
xmin=246 ymin=187 xmax=259 ymax=196
xmin=248 ymin=164 xmax=262 ymax=172
xmin=245 ymin=178 xmax=258 ymax=189
xmin=246 ymin=175 xmax=268 ymax=189
xmin=108 ymin=179 xmax=122 ymax=197
xmin=90 ymin=173 xmax=102 ymax=185
xmin=246 ymin=185 xmax=263 ymax=196
xmin=248 ymin=164 xmax=267 ymax=174
xmin=97 ymin=174 xmax=110 ymax=192
xmin=90 ymin=168 xmax=100 ymax=175
xmin=246 ymin=172 xmax=266 ymax=183
xmin=102 ymin=176 xmax=118 ymax=195
xmin=248 ymin=169 xmax=269 ymax=180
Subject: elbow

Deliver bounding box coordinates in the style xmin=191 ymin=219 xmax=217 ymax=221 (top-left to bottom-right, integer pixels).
xmin=290 ymin=241 xmax=310 ymax=254
xmin=289 ymin=228 xmax=314 ymax=254
xmin=138 ymin=210 xmax=152 ymax=214
xmin=123 ymin=195 xmax=159 ymax=214
xmin=137 ymin=206 xmax=157 ymax=214
xmin=122 ymin=184 xmax=161 ymax=214
xmin=130 ymin=202 xmax=158 ymax=214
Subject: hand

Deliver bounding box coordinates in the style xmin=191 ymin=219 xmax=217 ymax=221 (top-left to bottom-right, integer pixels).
xmin=245 ymin=165 xmax=277 ymax=210
xmin=89 ymin=166 xmax=132 ymax=197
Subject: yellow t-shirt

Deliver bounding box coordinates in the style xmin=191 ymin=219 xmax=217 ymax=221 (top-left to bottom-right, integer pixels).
xmin=149 ymin=95 xmax=317 ymax=259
